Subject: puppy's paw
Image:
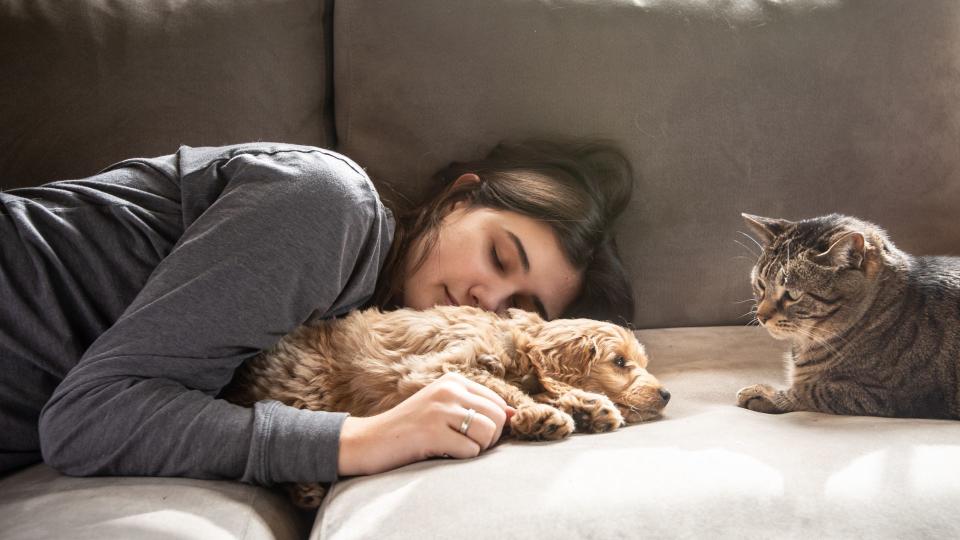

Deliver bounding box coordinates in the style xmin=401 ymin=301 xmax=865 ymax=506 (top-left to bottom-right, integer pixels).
xmin=511 ymin=404 xmax=575 ymax=441
xmin=737 ymin=383 xmax=782 ymax=414
xmin=288 ymin=482 xmax=327 ymax=509
xmin=556 ymin=389 xmax=624 ymax=433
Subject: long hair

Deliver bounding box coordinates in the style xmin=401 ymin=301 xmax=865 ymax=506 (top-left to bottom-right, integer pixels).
xmin=372 ymin=139 xmax=636 ymax=324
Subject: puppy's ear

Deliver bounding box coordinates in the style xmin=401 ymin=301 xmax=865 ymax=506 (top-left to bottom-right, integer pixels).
xmin=528 ymin=357 xmax=575 ymax=395
xmin=525 ymin=336 xmax=590 ymax=396
xmin=507 ymin=308 xmax=544 ymax=329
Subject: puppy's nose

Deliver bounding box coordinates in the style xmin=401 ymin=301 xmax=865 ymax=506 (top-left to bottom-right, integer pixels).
xmin=658 ymin=388 xmax=671 ymax=404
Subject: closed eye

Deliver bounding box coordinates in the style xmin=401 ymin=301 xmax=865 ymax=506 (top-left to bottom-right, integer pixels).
xmin=490 ymin=244 xmax=505 ymax=272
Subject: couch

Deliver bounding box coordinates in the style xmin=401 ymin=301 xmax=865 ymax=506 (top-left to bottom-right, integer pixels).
xmin=2 ymin=0 xmax=959 ymax=538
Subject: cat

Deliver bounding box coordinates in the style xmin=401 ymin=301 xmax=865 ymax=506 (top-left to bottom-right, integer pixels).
xmin=736 ymin=212 xmax=960 ymax=419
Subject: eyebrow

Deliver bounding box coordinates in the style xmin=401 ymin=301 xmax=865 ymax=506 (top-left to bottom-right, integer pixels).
xmin=506 ymin=230 xmax=549 ymax=319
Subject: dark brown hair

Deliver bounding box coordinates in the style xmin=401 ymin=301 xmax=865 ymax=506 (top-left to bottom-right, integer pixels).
xmin=373 ymin=139 xmax=636 ymax=324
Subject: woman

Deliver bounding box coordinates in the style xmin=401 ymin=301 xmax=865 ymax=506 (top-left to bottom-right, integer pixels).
xmin=0 ymin=140 xmax=634 ymax=486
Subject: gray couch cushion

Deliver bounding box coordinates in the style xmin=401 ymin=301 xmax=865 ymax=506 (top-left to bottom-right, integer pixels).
xmin=312 ymin=326 xmax=960 ymax=539
xmin=333 ymin=0 xmax=960 ymax=328
xmin=0 ymin=0 xmax=332 ymax=189
xmin=0 ymin=464 xmax=310 ymax=540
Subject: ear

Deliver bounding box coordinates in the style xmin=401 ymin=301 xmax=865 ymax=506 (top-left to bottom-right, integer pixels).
xmin=525 ymin=335 xmax=593 ymax=397
xmin=742 ymin=213 xmax=791 ymax=246
xmin=535 ymin=373 xmax=576 ymax=396
xmin=507 ymin=308 xmax=544 ymax=330
xmin=813 ymin=231 xmax=866 ymax=269
xmin=452 ymin=173 xmax=481 ymax=188
xmin=525 ymin=349 xmax=576 ymax=396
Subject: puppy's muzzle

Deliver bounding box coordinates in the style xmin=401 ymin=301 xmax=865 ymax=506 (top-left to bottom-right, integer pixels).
xmin=616 ymin=381 xmax=671 ymax=423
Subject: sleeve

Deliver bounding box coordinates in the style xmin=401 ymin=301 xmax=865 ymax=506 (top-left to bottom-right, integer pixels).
xmin=38 ymin=145 xmax=394 ymax=485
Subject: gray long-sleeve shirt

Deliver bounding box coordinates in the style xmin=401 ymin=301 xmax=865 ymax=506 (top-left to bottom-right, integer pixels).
xmin=0 ymin=143 xmax=394 ymax=484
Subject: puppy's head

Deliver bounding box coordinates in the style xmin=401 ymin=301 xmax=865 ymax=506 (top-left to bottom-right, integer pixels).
xmin=507 ymin=309 xmax=670 ymax=422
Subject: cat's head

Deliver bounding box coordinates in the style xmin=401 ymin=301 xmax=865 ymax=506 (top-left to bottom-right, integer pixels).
xmin=741 ymin=213 xmax=893 ymax=344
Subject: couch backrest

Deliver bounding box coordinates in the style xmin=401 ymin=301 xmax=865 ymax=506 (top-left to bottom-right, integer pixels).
xmin=0 ymin=0 xmax=333 ymax=189
xmin=333 ymin=0 xmax=960 ymax=328
xmin=3 ymin=1 xmax=959 ymax=329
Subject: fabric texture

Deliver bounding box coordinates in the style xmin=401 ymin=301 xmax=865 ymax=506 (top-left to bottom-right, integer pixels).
xmin=0 ymin=464 xmax=310 ymax=540
xmin=0 ymin=143 xmax=395 ymax=484
xmin=333 ymin=0 xmax=960 ymax=328
xmin=0 ymin=0 xmax=333 ymax=189
xmin=311 ymin=326 xmax=960 ymax=539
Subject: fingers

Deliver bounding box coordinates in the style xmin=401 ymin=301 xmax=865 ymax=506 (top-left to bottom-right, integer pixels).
xmin=436 ymin=372 xmax=511 ymax=445
xmin=453 ymin=373 xmax=511 ymax=411
xmin=453 ymin=395 xmax=503 ymax=449
xmin=436 ymin=426 xmax=482 ymax=459
xmin=448 ymin=406 xmax=495 ymax=451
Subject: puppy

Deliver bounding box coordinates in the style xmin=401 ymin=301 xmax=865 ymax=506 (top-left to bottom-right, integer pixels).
xmin=223 ymin=306 xmax=670 ymax=507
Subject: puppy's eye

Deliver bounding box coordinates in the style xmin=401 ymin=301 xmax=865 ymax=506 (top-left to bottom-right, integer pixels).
xmin=613 ymin=356 xmax=627 ymax=368
xmin=785 ymin=289 xmax=804 ymax=302
xmin=589 ymin=345 xmax=597 ymax=356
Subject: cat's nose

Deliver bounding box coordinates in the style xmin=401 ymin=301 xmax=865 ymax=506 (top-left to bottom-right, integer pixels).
xmin=658 ymin=388 xmax=671 ymax=404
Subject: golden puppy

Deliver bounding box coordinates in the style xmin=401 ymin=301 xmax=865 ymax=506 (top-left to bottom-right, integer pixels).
xmin=223 ymin=306 xmax=669 ymax=507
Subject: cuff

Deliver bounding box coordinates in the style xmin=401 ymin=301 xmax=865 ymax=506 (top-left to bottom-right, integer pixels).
xmin=241 ymin=400 xmax=349 ymax=485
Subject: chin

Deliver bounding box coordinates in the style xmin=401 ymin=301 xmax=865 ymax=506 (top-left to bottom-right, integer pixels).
xmin=761 ymin=325 xmax=791 ymax=341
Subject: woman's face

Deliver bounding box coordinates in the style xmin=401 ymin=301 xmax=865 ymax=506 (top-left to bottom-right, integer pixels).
xmin=401 ymin=204 xmax=582 ymax=319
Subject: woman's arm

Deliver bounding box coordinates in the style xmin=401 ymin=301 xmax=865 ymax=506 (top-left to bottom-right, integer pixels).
xmin=39 ymin=145 xmax=393 ymax=485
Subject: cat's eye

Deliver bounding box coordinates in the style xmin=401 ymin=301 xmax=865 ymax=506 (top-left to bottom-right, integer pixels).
xmin=613 ymin=356 xmax=627 ymax=368
xmin=785 ymin=289 xmax=804 ymax=302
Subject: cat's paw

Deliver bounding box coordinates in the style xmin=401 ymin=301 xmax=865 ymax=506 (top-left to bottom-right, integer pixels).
xmin=288 ymin=482 xmax=327 ymax=509
xmin=737 ymin=384 xmax=782 ymax=414
xmin=511 ymin=404 xmax=575 ymax=441
xmin=555 ymin=389 xmax=624 ymax=433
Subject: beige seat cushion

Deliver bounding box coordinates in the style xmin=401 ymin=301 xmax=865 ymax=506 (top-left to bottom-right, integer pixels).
xmin=313 ymin=326 xmax=960 ymax=539
xmin=0 ymin=465 xmax=309 ymax=540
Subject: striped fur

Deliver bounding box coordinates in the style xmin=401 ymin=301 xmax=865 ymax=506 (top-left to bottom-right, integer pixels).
xmin=737 ymin=213 xmax=960 ymax=419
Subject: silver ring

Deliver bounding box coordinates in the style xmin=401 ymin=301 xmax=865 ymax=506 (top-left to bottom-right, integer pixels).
xmin=459 ymin=408 xmax=477 ymax=435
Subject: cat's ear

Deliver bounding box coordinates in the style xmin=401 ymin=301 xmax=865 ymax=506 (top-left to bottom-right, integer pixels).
xmin=742 ymin=213 xmax=791 ymax=246
xmin=813 ymin=231 xmax=866 ymax=269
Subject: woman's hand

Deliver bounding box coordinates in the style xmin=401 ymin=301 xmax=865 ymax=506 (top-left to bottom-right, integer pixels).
xmin=337 ymin=372 xmax=515 ymax=477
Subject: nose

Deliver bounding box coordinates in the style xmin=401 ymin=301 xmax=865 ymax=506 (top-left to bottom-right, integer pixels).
xmin=756 ymin=301 xmax=776 ymax=324
xmin=658 ymin=388 xmax=671 ymax=404
xmin=469 ymin=281 xmax=515 ymax=313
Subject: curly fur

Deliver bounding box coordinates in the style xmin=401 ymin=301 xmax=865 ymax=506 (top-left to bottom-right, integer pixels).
xmin=222 ymin=306 xmax=669 ymax=508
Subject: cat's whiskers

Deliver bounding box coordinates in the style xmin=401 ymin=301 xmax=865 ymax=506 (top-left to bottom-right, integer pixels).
xmin=809 ymin=324 xmax=850 ymax=348
xmin=737 ymin=231 xmax=764 ymax=254
xmin=733 ymin=239 xmax=760 ymax=259
xmin=791 ymin=325 xmax=845 ymax=359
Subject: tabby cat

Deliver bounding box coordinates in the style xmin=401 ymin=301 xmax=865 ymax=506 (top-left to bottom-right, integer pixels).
xmin=736 ymin=213 xmax=960 ymax=419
